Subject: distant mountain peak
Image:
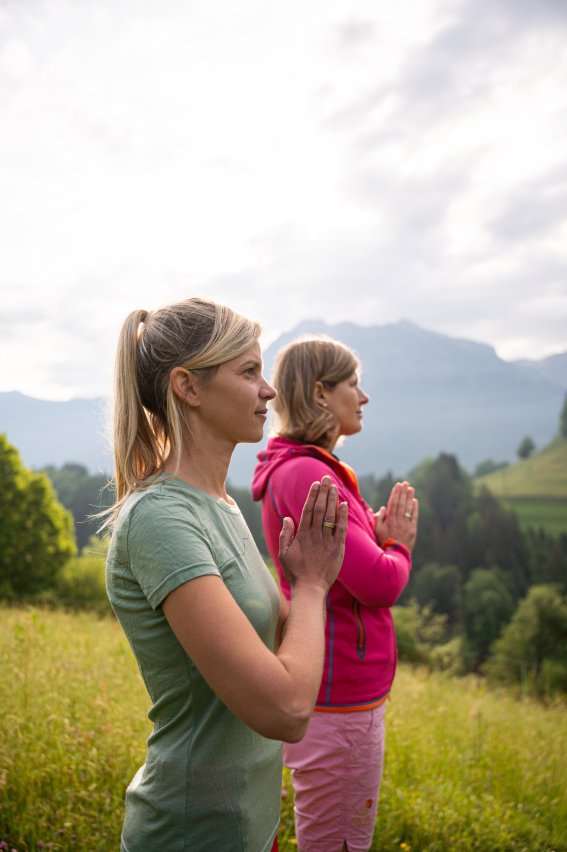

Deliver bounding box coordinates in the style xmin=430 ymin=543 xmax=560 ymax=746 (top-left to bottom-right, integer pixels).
xmin=2 ymin=319 xmax=565 ymax=483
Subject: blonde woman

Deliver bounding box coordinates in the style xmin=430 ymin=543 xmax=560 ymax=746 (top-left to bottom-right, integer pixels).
xmin=105 ymin=300 xmax=347 ymax=851
xmin=252 ymin=336 xmax=418 ymax=852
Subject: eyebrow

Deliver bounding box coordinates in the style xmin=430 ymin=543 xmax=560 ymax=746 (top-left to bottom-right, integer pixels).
xmin=240 ymin=359 xmax=262 ymax=370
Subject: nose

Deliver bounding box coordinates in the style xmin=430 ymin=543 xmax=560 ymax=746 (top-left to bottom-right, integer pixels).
xmin=359 ymin=387 xmax=369 ymax=405
xmin=261 ymin=377 xmax=277 ymax=400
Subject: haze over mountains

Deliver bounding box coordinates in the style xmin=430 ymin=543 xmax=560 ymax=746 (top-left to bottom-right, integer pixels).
xmin=1 ymin=320 xmax=566 ymax=485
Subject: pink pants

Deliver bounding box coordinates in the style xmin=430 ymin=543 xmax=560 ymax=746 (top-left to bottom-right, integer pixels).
xmin=284 ymin=705 xmax=386 ymax=852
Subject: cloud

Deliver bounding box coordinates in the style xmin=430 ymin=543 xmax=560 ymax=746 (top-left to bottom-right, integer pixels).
xmin=0 ymin=0 xmax=566 ymax=400
xmin=488 ymin=167 xmax=567 ymax=241
xmin=463 ymin=0 xmax=567 ymax=26
xmin=336 ymin=18 xmax=376 ymax=49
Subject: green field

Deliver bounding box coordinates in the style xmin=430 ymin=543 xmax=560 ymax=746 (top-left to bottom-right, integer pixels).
xmin=1 ymin=606 xmax=566 ymax=851
xmin=476 ymin=438 xmax=567 ymax=536
xmin=499 ymin=498 xmax=567 ymax=537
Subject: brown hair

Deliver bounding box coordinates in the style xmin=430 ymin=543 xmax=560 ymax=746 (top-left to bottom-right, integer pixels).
xmin=271 ymin=335 xmax=359 ymax=447
xmin=106 ymin=297 xmax=261 ymax=524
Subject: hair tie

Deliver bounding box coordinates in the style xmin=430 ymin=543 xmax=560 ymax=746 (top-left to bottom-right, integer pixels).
xmin=137 ymin=310 xmax=149 ymax=341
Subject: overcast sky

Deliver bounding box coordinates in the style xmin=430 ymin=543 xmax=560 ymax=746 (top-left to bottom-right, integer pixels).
xmin=1 ymin=0 xmax=567 ymax=401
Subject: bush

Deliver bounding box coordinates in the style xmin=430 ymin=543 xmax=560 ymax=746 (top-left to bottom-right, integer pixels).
xmin=54 ymin=537 xmax=111 ymax=614
xmin=0 ymin=434 xmax=76 ymax=599
xmin=486 ymin=584 xmax=567 ymax=698
xmin=428 ymin=636 xmax=464 ymax=674
xmin=393 ymin=600 xmax=448 ymax=665
xmin=541 ymin=658 xmax=567 ymax=696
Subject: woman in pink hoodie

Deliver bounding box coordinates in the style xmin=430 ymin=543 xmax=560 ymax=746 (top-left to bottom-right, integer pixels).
xmin=252 ymin=335 xmax=419 ymax=852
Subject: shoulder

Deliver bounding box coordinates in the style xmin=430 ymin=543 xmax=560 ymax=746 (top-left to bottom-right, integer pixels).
xmin=129 ymin=481 xmax=193 ymax=516
xmin=118 ymin=480 xmax=209 ymax=543
xmin=271 ymin=453 xmax=335 ymax=486
xmin=268 ymin=453 xmax=343 ymax=517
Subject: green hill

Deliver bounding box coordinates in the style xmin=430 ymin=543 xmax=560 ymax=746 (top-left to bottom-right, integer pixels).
xmin=476 ymin=437 xmax=567 ymax=536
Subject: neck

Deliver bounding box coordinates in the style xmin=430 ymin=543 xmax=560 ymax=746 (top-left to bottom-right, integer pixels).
xmin=163 ymin=435 xmax=234 ymax=501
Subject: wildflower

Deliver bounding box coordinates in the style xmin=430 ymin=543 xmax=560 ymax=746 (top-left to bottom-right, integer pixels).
xmin=400 ymin=843 xmax=411 ymax=851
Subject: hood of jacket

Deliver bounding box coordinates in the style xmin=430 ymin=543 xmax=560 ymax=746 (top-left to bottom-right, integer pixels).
xmin=252 ymin=435 xmax=354 ymax=501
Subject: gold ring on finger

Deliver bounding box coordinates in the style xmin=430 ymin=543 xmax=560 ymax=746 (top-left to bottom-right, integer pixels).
xmin=323 ymin=521 xmax=336 ymax=529
xmin=404 ymin=512 xmax=412 ymax=520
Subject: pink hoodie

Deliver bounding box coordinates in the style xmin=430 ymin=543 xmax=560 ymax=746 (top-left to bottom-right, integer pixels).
xmin=252 ymin=436 xmax=412 ymax=711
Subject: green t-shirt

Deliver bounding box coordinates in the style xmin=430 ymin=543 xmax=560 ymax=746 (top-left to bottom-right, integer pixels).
xmin=106 ymin=476 xmax=282 ymax=851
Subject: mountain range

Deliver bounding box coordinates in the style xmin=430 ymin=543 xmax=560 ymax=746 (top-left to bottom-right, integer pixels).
xmin=1 ymin=320 xmax=566 ymax=485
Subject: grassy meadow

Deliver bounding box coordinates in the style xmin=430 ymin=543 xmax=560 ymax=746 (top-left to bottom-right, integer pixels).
xmin=1 ymin=606 xmax=566 ymax=852
xmin=476 ymin=438 xmax=567 ymax=536
xmin=499 ymin=498 xmax=567 ymax=538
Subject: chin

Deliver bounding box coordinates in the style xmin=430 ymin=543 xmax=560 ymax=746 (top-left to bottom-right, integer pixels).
xmin=241 ymin=427 xmax=266 ymax=444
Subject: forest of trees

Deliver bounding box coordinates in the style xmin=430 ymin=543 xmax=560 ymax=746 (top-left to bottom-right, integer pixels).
xmin=1 ymin=428 xmax=566 ymax=698
xmin=358 ymin=455 xmax=567 ymax=690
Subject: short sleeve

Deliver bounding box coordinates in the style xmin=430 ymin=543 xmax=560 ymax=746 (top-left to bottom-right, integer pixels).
xmin=126 ymin=491 xmax=221 ymax=609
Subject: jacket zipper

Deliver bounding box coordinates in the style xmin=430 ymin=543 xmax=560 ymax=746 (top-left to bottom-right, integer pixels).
xmin=352 ymin=599 xmax=366 ymax=659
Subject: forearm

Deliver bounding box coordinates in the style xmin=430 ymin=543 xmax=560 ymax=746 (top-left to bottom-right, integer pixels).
xmin=273 ymin=582 xmax=327 ymax=739
xmin=340 ymin=526 xmax=412 ymax=607
xmin=274 ymin=590 xmax=290 ymax=650
xmin=359 ymin=549 xmax=412 ymax=607
xmin=163 ymin=576 xmax=327 ymax=744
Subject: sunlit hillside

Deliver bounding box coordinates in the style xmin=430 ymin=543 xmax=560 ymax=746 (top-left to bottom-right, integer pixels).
xmin=476 ymin=437 xmax=567 ymax=536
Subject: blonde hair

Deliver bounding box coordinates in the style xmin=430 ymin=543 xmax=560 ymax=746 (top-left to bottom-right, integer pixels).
xmin=106 ymin=297 xmax=261 ymax=524
xmin=271 ymin=335 xmax=359 ymax=447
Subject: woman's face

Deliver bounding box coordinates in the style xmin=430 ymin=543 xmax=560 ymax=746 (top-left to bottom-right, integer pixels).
xmin=196 ymin=343 xmax=277 ymax=446
xmin=322 ymin=372 xmax=369 ymax=442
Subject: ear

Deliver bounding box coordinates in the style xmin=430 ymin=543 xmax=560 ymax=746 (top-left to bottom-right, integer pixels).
xmin=314 ymin=380 xmax=328 ymax=407
xmin=170 ymin=367 xmax=201 ymax=407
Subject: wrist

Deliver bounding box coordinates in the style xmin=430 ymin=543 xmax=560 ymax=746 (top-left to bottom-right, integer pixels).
xmin=289 ymin=579 xmax=329 ymax=601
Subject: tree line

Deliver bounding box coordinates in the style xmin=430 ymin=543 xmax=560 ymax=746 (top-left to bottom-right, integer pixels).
xmin=359 ymin=454 xmax=567 ymax=695
xmin=1 ymin=432 xmax=566 ymax=698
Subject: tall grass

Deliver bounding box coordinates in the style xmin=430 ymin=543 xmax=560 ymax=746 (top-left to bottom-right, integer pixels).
xmin=1 ymin=606 xmax=566 ymax=851
xmin=0 ymin=607 xmax=149 ymax=851
xmin=375 ymin=669 xmax=567 ymax=850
